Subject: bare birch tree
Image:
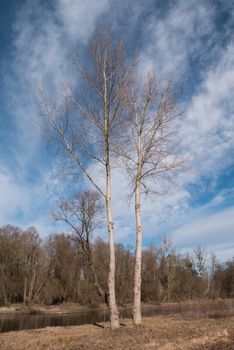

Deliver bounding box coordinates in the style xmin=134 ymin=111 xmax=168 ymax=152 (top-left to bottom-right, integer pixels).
xmin=119 ymin=73 xmax=181 ymax=324
xmin=39 ymin=28 xmax=132 ymax=328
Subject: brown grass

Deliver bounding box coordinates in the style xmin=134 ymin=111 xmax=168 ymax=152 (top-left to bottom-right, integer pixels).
xmin=0 ymin=314 xmax=233 ymax=350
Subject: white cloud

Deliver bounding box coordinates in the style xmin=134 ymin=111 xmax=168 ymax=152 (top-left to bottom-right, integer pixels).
xmin=24 ymin=215 xmax=64 ymax=237
xmin=171 ymin=206 xmax=234 ymax=261
xmin=0 ymin=170 xmax=30 ymax=224
xmin=201 ymin=189 xmax=234 ymax=210
xmin=0 ymin=163 xmax=72 ymax=235
xmin=139 ymin=0 xmax=215 ymax=78
xmin=179 ymin=43 xmax=234 ymax=181
xmin=57 ymin=0 xmax=109 ymax=41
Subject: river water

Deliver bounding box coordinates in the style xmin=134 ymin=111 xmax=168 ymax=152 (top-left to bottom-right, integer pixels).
xmin=1 ymin=300 xmax=231 ymax=333
xmin=0 ymin=306 xmax=160 ymax=333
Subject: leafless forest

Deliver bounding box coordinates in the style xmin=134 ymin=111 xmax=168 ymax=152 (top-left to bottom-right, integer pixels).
xmin=0 ymin=224 xmax=233 ymax=307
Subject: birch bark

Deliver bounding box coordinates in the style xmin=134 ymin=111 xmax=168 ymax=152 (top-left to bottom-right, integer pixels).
xmin=133 ymin=176 xmax=143 ymax=324
xmin=133 ymin=133 xmax=143 ymax=324
xmin=106 ymin=168 xmax=119 ymax=328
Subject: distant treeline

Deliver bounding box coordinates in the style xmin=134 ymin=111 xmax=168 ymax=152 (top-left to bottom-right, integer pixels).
xmin=0 ymin=225 xmax=233 ymax=306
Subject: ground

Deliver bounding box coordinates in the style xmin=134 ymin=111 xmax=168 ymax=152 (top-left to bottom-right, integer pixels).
xmin=0 ymin=315 xmax=233 ymax=350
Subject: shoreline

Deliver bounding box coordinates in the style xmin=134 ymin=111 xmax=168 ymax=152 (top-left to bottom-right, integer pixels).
xmin=0 ymin=299 xmax=233 ymax=323
xmin=0 ymin=303 xmax=109 ymax=316
xmin=0 ymin=314 xmax=233 ymax=350
xmin=1 ymin=299 xmax=234 ymax=316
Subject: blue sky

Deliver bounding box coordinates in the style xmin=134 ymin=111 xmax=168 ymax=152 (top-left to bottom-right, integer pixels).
xmin=0 ymin=0 xmax=233 ymax=262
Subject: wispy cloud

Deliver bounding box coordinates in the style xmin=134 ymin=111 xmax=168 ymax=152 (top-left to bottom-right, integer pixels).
xmin=0 ymin=170 xmax=30 ymax=224
xmin=139 ymin=0 xmax=216 ymax=79
xmin=179 ymin=43 xmax=234 ymax=184
xmin=171 ymin=206 xmax=234 ymax=260
xmin=57 ymin=0 xmax=109 ymax=41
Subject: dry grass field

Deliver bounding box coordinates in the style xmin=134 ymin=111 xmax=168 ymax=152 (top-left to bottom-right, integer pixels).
xmin=0 ymin=314 xmax=233 ymax=350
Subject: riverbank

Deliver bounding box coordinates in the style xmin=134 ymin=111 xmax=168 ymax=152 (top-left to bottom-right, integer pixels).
xmin=0 ymin=299 xmax=233 ymax=317
xmin=0 ymin=302 xmax=107 ymax=315
xmin=0 ymin=314 xmax=234 ymax=350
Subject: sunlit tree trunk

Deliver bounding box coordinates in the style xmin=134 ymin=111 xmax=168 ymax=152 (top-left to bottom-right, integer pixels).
xmin=133 ymin=142 xmax=143 ymax=324
xmin=103 ymin=50 xmax=119 ymax=328
xmin=133 ymin=179 xmax=143 ymax=324
xmin=106 ymin=162 xmax=119 ymax=328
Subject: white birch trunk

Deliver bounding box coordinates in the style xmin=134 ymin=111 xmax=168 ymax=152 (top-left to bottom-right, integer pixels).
xmin=103 ymin=50 xmax=119 ymax=329
xmin=106 ymin=162 xmax=120 ymax=329
xmin=133 ymin=176 xmax=142 ymax=324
